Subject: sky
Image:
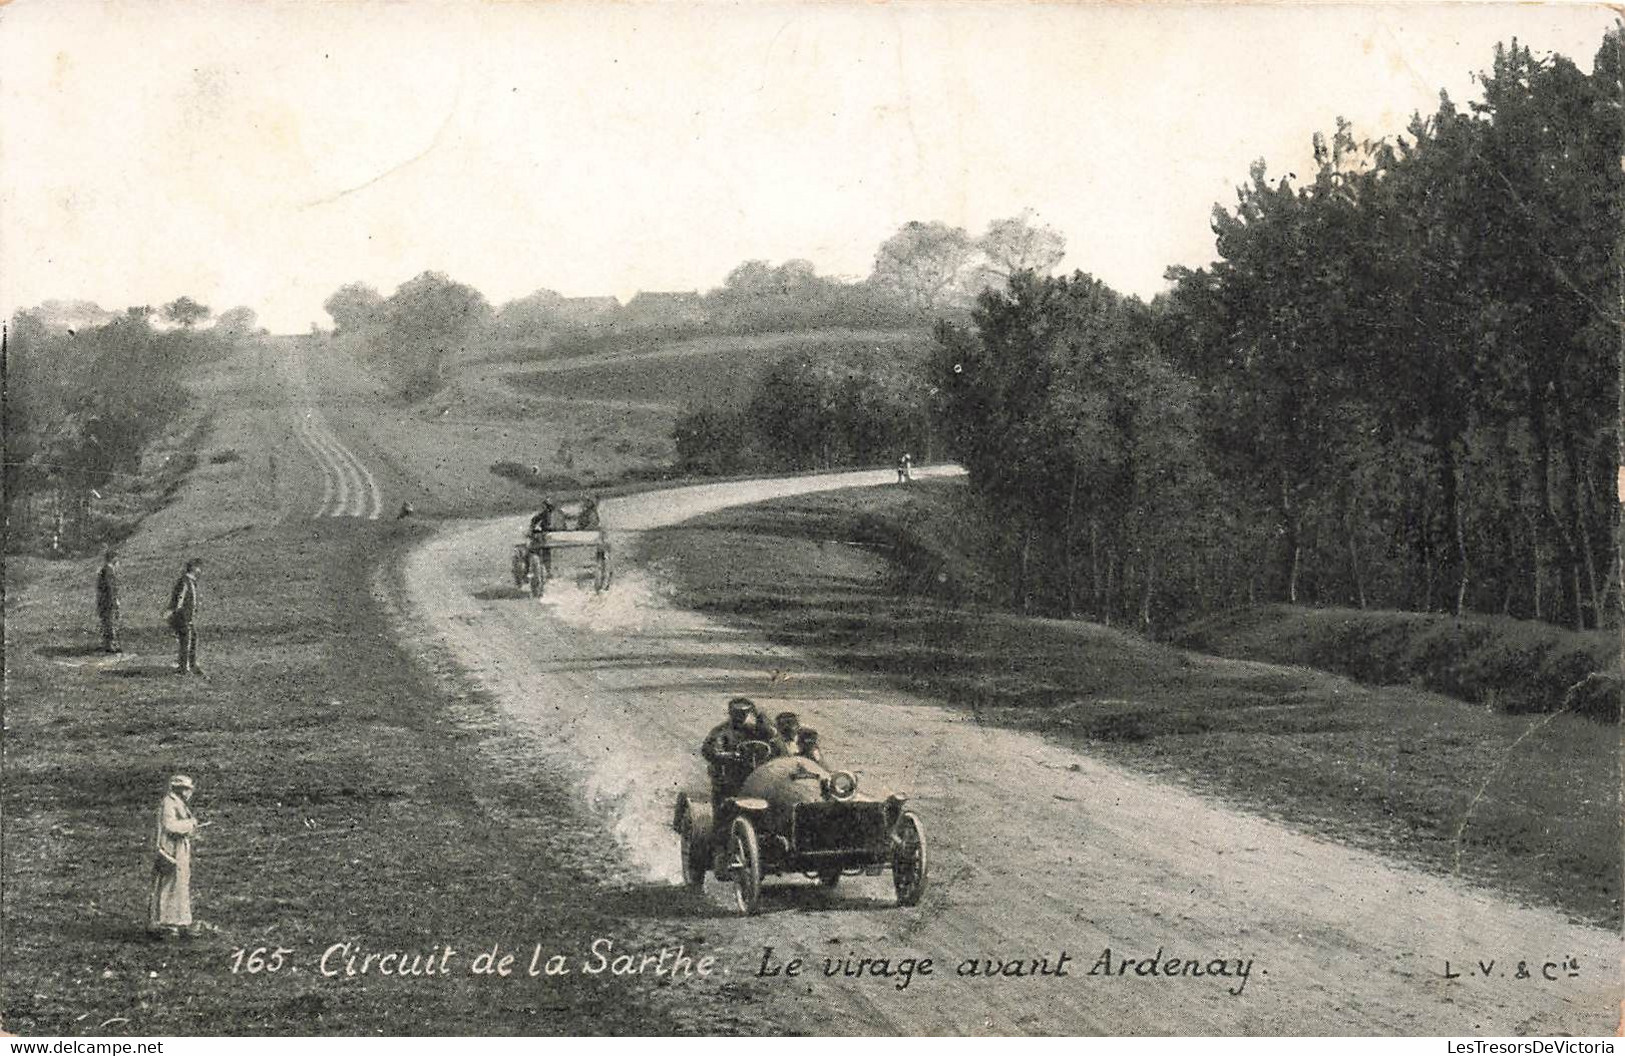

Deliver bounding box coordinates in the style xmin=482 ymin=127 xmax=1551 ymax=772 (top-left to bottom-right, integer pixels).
xmin=1 ymin=1 xmax=1618 ymax=333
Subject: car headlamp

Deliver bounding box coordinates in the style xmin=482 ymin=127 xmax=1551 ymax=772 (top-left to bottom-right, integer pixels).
xmin=828 ymin=770 xmax=858 ymax=801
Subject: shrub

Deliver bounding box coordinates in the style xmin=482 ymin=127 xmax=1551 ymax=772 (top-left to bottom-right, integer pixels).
xmin=1171 ymin=606 xmax=1618 ymax=722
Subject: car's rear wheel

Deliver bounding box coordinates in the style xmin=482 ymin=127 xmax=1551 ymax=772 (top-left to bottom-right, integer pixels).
xmin=730 ymin=818 xmax=762 ymax=915
xmin=892 ymin=812 xmax=927 ymax=907
xmin=527 ymin=553 xmax=546 ymax=598
xmin=595 ymin=550 xmax=612 ymax=593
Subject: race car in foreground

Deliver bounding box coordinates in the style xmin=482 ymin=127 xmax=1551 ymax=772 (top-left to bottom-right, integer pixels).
xmin=671 ymin=743 xmax=927 ymax=914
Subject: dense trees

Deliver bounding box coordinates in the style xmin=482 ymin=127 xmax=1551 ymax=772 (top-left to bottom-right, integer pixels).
xmin=672 ymin=344 xmax=937 ymax=477
xmin=377 ymin=271 xmax=492 ymax=398
xmin=869 ymin=214 xmax=1068 ymax=315
xmin=940 ymin=33 xmax=1621 ymax=632
xmin=934 ymin=273 xmax=1210 ymax=622
xmin=324 ymin=272 xmax=491 ymax=399
xmin=870 ymin=221 xmax=977 ymax=312
xmin=5 ymin=301 xmax=253 ymax=554
xmin=162 ymin=296 xmax=210 ymax=330
xmin=322 ymin=282 xmax=385 ymax=335
xmin=213 ymin=306 xmax=260 ymax=338
xmin=976 ymin=211 xmax=1067 ymax=285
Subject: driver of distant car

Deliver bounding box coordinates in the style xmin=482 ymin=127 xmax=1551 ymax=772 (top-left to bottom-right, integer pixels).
xmin=528 ymin=499 xmax=556 ymax=544
xmin=702 ymin=697 xmax=780 ymax=806
xmin=527 ymin=498 xmax=557 ymax=576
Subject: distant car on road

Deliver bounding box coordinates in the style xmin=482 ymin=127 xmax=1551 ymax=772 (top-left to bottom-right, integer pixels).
xmin=671 ymin=744 xmax=927 ymax=914
xmin=512 ymin=498 xmax=611 ymax=597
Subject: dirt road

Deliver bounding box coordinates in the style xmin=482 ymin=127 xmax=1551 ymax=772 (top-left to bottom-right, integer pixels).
xmin=396 ymin=476 xmax=1620 ymax=1036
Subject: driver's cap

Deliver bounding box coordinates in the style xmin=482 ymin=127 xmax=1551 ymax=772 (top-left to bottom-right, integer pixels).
xmin=727 ymin=696 xmax=755 ymax=717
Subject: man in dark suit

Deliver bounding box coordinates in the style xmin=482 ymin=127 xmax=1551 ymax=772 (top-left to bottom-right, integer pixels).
xmin=701 ymin=697 xmax=783 ymax=809
xmin=96 ymin=549 xmax=122 ymax=653
xmin=166 ymin=558 xmax=204 ymax=676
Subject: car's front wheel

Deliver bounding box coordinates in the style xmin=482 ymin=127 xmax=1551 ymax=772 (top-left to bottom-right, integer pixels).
xmin=730 ymin=818 xmax=762 ymax=915
xmin=892 ymin=812 xmax=927 ymax=907
xmin=679 ymin=817 xmax=707 ymax=889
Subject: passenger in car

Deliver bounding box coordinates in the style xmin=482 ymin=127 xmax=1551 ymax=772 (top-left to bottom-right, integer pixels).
xmin=795 ymin=729 xmax=823 ymax=764
xmin=772 ymin=712 xmax=802 ymax=757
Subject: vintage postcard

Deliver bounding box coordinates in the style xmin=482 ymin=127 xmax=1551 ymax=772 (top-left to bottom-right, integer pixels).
xmin=1 ymin=0 xmax=1619 ymax=1040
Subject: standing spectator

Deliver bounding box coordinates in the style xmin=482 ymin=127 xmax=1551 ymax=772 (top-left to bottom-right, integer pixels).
xmin=149 ymin=774 xmax=200 ymax=939
xmin=96 ymin=549 xmax=122 ymax=653
xmin=896 ymin=452 xmax=914 ymax=484
xmin=166 ymin=558 xmax=204 ymax=676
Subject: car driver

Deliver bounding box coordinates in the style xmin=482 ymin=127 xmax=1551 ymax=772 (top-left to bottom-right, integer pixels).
xmin=702 ymin=697 xmax=780 ymax=806
xmin=528 ymin=498 xmax=556 ymax=542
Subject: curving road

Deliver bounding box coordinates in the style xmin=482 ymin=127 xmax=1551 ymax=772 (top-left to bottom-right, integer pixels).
xmin=394 ymin=471 xmax=1618 ymax=1036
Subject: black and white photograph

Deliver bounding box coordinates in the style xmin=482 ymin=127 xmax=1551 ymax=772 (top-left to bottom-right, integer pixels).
xmin=1 ymin=0 xmax=1619 ymax=1040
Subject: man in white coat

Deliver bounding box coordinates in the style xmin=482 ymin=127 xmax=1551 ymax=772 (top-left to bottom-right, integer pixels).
xmin=149 ymin=774 xmax=200 ymax=938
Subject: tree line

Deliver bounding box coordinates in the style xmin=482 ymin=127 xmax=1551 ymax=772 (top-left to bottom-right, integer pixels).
xmin=323 ymin=212 xmax=1069 ymax=376
xmin=673 ymin=343 xmax=938 ymax=476
xmin=934 ymin=35 xmax=1621 ymax=633
xmin=5 ymin=298 xmax=262 ymax=554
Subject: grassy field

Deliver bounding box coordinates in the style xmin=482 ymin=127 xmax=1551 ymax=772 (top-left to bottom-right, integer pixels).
xmin=504 ymin=329 xmax=932 ymax=414
xmin=0 ymin=349 xmax=777 ymax=1036
xmin=640 ymin=480 xmax=1621 ymax=929
xmin=2 ymin=521 xmax=777 ymax=1035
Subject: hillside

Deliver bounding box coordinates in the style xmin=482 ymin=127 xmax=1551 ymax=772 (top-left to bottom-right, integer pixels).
xmin=503 ymin=328 xmax=932 ymax=413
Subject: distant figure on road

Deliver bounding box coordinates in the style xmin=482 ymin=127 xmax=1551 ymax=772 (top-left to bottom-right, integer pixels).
xmin=97 ymin=548 xmax=122 ymax=653
xmin=166 ymin=558 xmax=204 ymax=676
xmin=396 ymin=502 xmax=415 ymax=520
xmin=149 ymin=774 xmax=200 ymax=939
xmin=897 ymin=452 xmax=913 ymax=484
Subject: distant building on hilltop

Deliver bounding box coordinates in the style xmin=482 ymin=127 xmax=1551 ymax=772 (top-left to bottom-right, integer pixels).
xmin=553 ymin=295 xmax=622 ymax=325
xmin=622 ymin=291 xmax=707 ymax=328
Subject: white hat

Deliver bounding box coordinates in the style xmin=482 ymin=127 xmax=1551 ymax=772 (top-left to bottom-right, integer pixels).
xmin=169 ymin=774 xmax=195 ymax=790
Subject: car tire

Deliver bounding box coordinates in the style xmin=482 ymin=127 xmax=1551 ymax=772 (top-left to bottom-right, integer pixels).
xmin=680 ymin=817 xmax=707 ymax=889
xmin=892 ymin=812 xmax=927 ymax=907
xmin=527 ymin=553 xmax=546 ymax=598
xmin=817 ymin=868 xmax=841 ymax=889
xmin=730 ymin=817 xmax=762 ymax=915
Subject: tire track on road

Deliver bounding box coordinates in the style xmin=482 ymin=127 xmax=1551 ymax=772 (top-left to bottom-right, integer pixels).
xmin=276 ymin=338 xmax=384 ymax=520
xmin=303 ymin=408 xmax=381 ymax=519
xmin=293 ymin=414 xmax=343 ymax=517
